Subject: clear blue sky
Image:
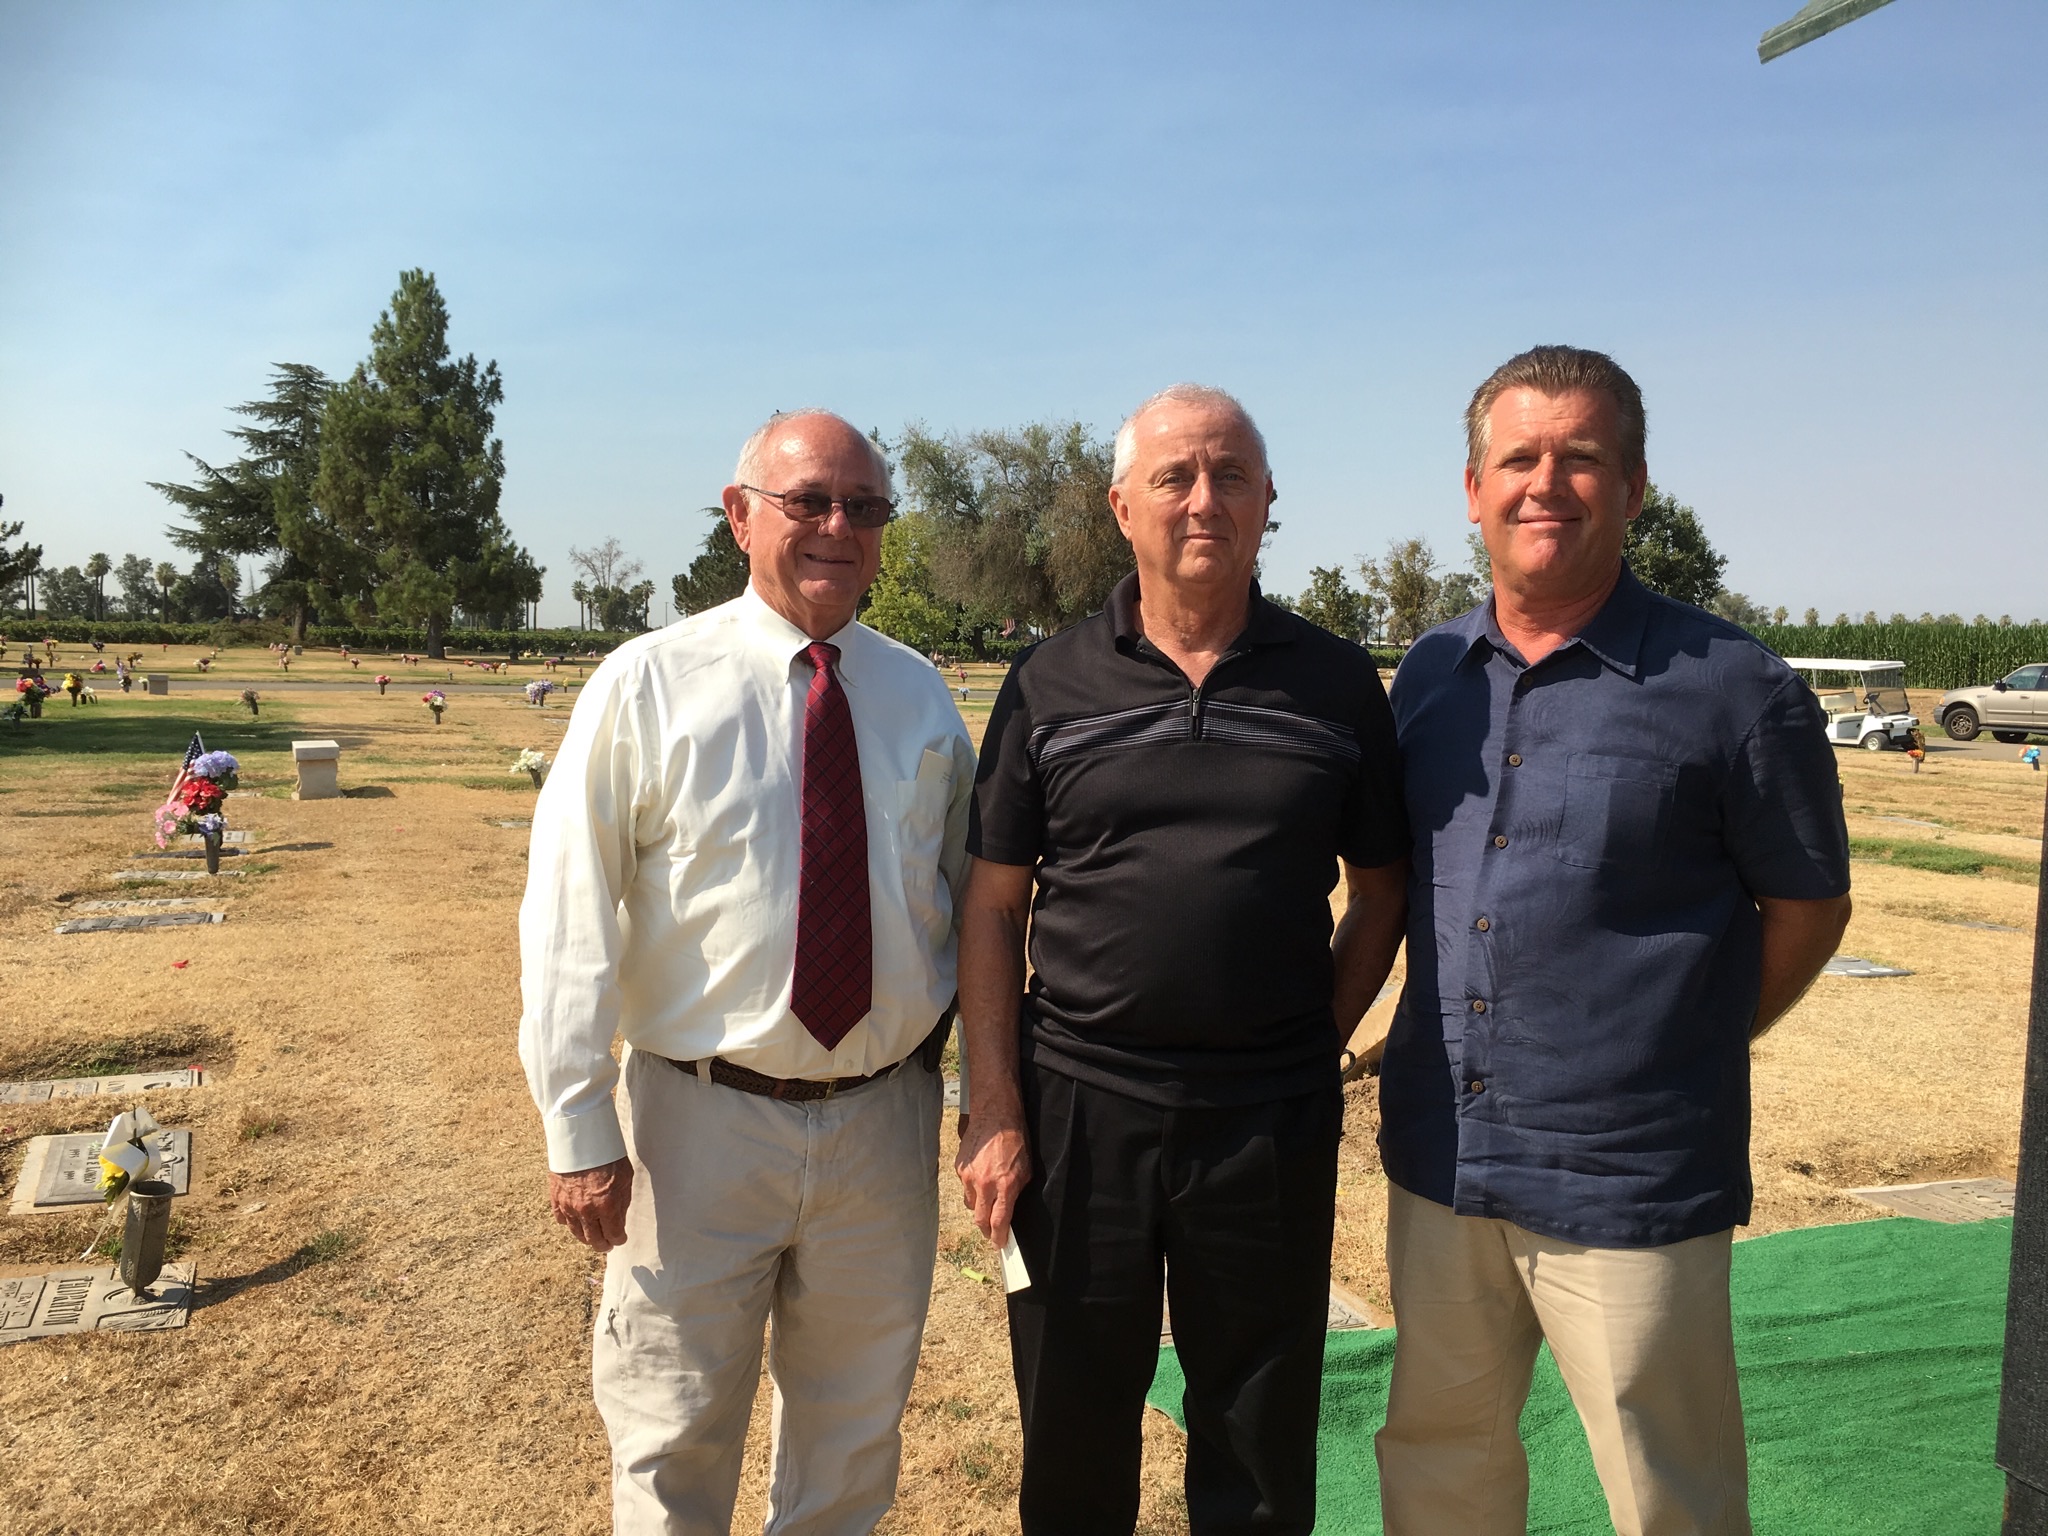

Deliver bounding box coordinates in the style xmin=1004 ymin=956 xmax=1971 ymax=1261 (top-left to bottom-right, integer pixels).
xmin=3 ymin=1 xmax=2043 ymax=627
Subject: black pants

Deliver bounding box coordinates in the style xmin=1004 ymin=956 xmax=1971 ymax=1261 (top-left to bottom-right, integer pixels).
xmin=1006 ymin=1062 xmax=1343 ymax=1536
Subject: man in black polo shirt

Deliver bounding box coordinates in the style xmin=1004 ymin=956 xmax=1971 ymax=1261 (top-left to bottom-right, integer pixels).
xmin=955 ymin=383 xmax=1409 ymax=1535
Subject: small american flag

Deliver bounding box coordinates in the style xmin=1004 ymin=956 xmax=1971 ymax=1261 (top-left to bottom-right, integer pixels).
xmin=168 ymin=732 xmax=206 ymax=797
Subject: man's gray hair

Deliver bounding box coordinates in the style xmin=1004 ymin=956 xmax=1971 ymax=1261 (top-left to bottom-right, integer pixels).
xmin=1463 ymin=346 xmax=1646 ymax=478
xmin=1111 ymin=384 xmax=1269 ymax=486
xmin=733 ymin=409 xmax=893 ymax=494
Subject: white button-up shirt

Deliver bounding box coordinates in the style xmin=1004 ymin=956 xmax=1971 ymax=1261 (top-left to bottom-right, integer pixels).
xmin=518 ymin=585 xmax=976 ymax=1173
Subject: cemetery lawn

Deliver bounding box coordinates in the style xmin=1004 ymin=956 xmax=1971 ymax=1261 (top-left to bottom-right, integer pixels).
xmin=0 ymin=650 xmax=2038 ymax=1534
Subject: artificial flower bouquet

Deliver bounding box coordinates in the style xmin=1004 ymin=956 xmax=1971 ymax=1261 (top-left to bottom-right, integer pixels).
xmin=423 ymin=689 xmax=446 ymax=722
xmin=153 ymin=749 xmax=240 ymax=849
xmin=511 ymin=747 xmax=548 ymax=787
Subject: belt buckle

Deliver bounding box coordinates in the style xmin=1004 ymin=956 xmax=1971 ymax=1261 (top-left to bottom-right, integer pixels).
xmin=819 ymin=1077 xmax=838 ymax=1100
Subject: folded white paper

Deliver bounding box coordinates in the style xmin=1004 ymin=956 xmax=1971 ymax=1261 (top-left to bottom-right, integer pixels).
xmin=999 ymin=1230 xmax=1031 ymax=1293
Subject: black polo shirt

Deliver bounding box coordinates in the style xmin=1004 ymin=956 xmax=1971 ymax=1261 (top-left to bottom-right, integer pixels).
xmin=969 ymin=573 xmax=1407 ymax=1107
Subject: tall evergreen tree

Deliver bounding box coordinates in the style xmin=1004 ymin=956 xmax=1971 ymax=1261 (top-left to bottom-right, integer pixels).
xmin=671 ymin=509 xmax=751 ymax=617
xmin=154 ymin=362 xmax=352 ymax=641
xmin=316 ymin=270 xmax=536 ymax=657
xmin=0 ymin=520 xmax=43 ymax=613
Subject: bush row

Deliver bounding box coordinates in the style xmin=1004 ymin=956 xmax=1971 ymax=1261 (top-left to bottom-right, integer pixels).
xmin=8 ymin=618 xmax=634 ymax=655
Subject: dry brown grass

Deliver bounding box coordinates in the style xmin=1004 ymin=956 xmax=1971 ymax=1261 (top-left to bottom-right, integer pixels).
xmin=0 ymin=658 xmax=2037 ymax=1534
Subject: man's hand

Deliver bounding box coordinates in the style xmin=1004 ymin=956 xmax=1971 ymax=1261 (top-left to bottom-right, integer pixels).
xmin=549 ymin=1157 xmax=634 ymax=1251
xmin=955 ymin=1106 xmax=1031 ymax=1248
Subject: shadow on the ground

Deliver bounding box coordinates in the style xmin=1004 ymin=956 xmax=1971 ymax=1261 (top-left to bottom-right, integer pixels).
xmin=0 ymin=706 xmax=305 ymax=760
xmin=342 ymin=785 xmax=396 ymax=799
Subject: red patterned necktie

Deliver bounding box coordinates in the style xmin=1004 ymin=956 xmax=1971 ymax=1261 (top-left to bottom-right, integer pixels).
xmin=791 ymin=642 xmax=872 ymax=1050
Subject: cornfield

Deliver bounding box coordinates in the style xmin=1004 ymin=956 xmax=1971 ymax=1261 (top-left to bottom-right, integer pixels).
xmin=1749 ymin=623 xmax=2048 ymax=691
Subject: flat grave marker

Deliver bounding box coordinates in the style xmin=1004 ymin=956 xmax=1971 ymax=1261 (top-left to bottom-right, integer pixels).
xmin=1876 ymin=815 xmax=1944 ymax=831
xmin=1948 ymin=919 xmax=2023 ymax=933
xmin=0 ymin=1068 xmax=206 ymax=1104
xmin=56 ymin=911 xmax=225 ymax=935
xmin=73 ymin=897 xmax=204 ymax=911
xmin=1161 ymin=1282 xmax=1386 ymax=1343
xmin=130 ymin=847 xmax=245 ymax=861
xmin=181 ymin=828 xmax=254 ymax=846
xmin=10 ymin=1129 xmax=193 ymax=1214
xmin=1846 ymin=1177 xmax=2017 ymax=1223
xmin=1823 ymin=954 xmax=1913 ymax=979
xmin=113 ymin=870 xmax=244 ymax=882
xmin=0 ymin=1263 xmax=196 ymax=1343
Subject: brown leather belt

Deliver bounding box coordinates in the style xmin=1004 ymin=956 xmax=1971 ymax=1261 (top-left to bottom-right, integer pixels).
xmin=659 ymin=1010 xmax=953 ymax=1103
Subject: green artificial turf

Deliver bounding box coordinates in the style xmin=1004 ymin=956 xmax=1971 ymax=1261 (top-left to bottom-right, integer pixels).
xmin=1148 ymin=1217 xmax=2011 ymax=1534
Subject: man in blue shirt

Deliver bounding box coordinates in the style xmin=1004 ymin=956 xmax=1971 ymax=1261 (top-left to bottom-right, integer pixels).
xmin=1373 ymin=346 xmax=1853 ymax=1536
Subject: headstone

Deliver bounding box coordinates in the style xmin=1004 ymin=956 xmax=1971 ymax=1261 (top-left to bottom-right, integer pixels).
xmin=0 ymin=1264 xmax=196 ymax=1343
xmin=21 ymin=1128 xmax=192 ymax=1208
xmin=113 ymin=869 xmax=244 ymax=881
xmin=74 ymin=897 xmax=202 ymax=911
xmin=1823 ymin=954 xmax=1914 ymax=979
xmin=1163 ymin=1283 xmax=1386 ymax=1343
xmin=182 ymin=829 xmax=253 ymax=845
xmin=1847 ymin=1178 xmax=2017 ymax=1223
xmin=1878 ymin=815 xmax=1944 ymax=830
xmin=943 ymin=1077 xmax=961 ymax=1112
xmin=56 ymin=912 xmax=225 ymax=935
xmin=0 ymin=1068 xmax=204 ymax=1104
xmin=144 ymin=674 xmax=168 ymax=695
xmin=1951 ymin=920 xmax=2024 ymax=933
xmin=292 ymin=739 xmax=342 ymax=800
xmin=227 ymin=790 xmax=260 ymax=798
xmin=494 ymin=817 xmax=531 ymax=829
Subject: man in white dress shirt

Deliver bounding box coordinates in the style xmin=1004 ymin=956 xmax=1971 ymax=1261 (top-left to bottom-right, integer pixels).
xmin=518 ymin=409 xmax=975 ymax=1536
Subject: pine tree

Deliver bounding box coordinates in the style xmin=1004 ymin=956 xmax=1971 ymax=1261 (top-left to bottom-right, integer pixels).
xmin=316 ymin=270 xmax=537 ymax=657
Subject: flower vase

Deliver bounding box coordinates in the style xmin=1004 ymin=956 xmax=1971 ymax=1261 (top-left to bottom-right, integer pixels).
xmin=27 ymin=698 xmax=40 ymax=718
xmin=203 ymin=832 xmax=222 ymax=875
xmin=527 ymin=767 xmax=544 ymax=789
xmin=119 ymin=1179 xmax=175 ymax=1296
xmin=378 ymin=682 xmax=387 ymax=695
xmin=431 ymin=708 xmax=443 ymax=725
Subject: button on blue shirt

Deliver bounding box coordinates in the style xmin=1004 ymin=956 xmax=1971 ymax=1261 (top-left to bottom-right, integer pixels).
xmin=1381 ymin=566 xmax=1851 ymax=1248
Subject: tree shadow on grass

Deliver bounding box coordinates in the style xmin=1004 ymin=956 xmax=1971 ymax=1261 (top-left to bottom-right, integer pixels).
xmin=197 ymin=1229 xmax=360 ymax=1310
xmin=0 ymin=706 xmax=305 ymax=762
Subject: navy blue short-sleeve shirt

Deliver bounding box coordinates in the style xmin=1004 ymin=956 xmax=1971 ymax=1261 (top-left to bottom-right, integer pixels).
xmin=1381 ymin=566 xmax=1851 ymax=1248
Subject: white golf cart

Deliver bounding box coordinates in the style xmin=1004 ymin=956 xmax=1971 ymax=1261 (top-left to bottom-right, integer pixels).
xmin=1783 ymin=659 xmax=1920 ymax=752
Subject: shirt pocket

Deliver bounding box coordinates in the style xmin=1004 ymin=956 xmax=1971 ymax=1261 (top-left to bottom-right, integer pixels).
xmin=896 ymin=748 xmax=955 ymax=902
xmin=1555 ymin=751 xmax=1677 ymax=873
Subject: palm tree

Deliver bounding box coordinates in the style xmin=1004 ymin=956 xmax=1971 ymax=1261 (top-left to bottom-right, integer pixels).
xmin=155 ymin=561 xmax=177 ymax=621
xmin=84 ymin=552 xmax=112 ymax=620
xmin=571 ymin=578 xmax=590 ymax=630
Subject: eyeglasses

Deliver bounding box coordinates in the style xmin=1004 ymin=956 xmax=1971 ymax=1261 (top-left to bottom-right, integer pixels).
xmin=740 ymin=484 xmax=896 ymax=529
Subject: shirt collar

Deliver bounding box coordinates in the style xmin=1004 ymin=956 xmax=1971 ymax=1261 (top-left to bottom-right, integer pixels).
xmin=1459 ymin=562 xmax=1652 ymax=679
xmin=1108 ymin=571 xmax=1293 ymax=655
xmin=737 ymin=582 xmax=867 ymax=672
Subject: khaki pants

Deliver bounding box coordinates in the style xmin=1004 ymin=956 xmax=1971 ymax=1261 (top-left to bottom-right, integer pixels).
xmin=1375 ymin=1182 xmax=1750 ymax=1536
xmin=594 ymin=1047 xmax=942 ymax=1536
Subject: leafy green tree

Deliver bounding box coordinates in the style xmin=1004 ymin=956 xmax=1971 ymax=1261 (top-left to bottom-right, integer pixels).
xmin=1624 ymin=483 xmax=1726 ymax=608
xmin=898 ymin=420 xmax=1129 ymax=633
xmin=864 ymin=511 xmax=967 ymax=653
xmin=316 ymin=270 xmax=534 ymax=657
xmin=1711 ymin=590 xmax=1769 ymax=628
xmin=672 ymin=509 xmax=750 ymax=617
xmin=114 ymin=554 xmax=158 ymax=617
xmin=0 ymin=521 xmax=42 ymax=614
xmin=1360 ymin=538 xmax=1442 ymax=647
xmin=83 ymin=552 xmax=112 ymax=619
xmin=1292 ymin=564 xmax=1370 ymax=641
xmin=1433 ymin=570 xmax=1486 ymax=625
xmin=40 ymin=565 xmax=94 ymax=619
